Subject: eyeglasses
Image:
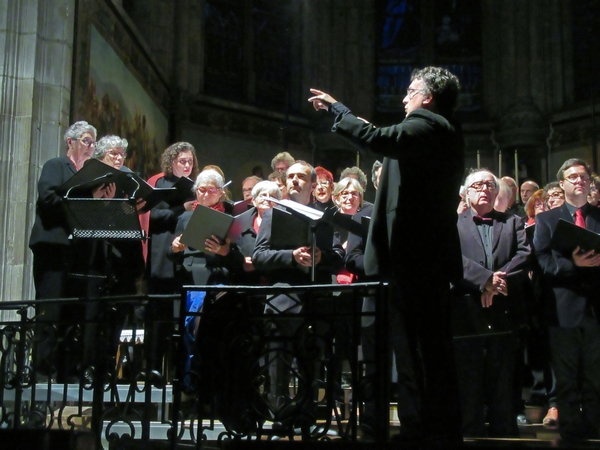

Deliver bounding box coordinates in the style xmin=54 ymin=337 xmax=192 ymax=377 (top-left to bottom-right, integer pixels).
xmin=546 ymin=191 xmax=564 ymax=199
xmin=107 ymin=150 xmax=126 ymax=159
xmin=564 ymin=173 xmax=591 ymax=184
xmin=77 ymin=137 xmax=96 ymax=147
xmin=469 ymin=181 xmax=497 ymax=192
xmin=196 ymin=186 xmax=220 ymax=195
xmin=406 ymin=88 xmax=424 ymax=99
xmin=177 ymin=158 xmax=194 ymax=166
xmin=339 ymin=190 xmax=360 ymax=198
xmin=316 ymin=180 xmax=331 ymax=187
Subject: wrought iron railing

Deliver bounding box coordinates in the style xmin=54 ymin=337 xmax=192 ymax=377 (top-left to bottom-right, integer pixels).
xmin=0 ymin=282 xmax=389 ymax=448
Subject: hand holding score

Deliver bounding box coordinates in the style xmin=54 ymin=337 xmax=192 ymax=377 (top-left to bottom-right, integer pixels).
xmin=293 ymin=246 xmax=322 ymax=267
xmin=172 ymin=234 xmax=187 ymax=253
xmin=206 ymin=236 xmax=230 ymax=256
xmin=572 ymin=246 xmax=600 ymax=267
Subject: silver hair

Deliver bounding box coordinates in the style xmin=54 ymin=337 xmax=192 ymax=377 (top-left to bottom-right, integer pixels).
xmin=64 ymin=121 xmax=97 ymax=147
xmin=463 ymin=169 xmax=499 ymax=193
xmin=340 ymin=166 xmax=368 ymax=190
xmin=463 ymin=169 xmax=499 ymax=206
xmin=252 ymin=180 xmax=282 ymax=200
xmin=333 ymin=177 xmax=364 ymax=208
xmin=92 ymin=135 xmax=128 ymax=159
xmin=193 ymin=169 xmax=225 ymax=191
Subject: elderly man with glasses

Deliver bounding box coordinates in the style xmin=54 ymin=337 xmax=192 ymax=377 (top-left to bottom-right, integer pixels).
xmin=454 ymin=169 xmax=531 ymax=438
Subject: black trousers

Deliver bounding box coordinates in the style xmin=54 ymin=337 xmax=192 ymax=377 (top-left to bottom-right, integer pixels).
xmin=454 ymin=333 xmax=519 ymax=437
xmin=388 ymin=272 xmax=463 ymax=443
xmin=549 ymin=316 xmax=600 ymax=440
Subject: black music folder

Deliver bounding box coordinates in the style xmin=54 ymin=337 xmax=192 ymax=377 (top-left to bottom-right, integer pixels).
xmin=180 ymin=205 xmax=255 ymax=250
xmin=550 ymin=218 xmax=600 ymax=254
xmin=137 ymin=175 xmax=194 ymax=211
xmin=270 ymin=207 xmax=312 ymax=249
xmin=525 ymin=223 xmax=535 ymax=242
xmin=58 ymin=159 xmax=136 ymax=197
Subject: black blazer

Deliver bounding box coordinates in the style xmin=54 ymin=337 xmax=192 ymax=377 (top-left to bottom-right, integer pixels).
xmin=453 ymin=210 xmax=531 ymax=336
xmin=252 ymin=205 xmax=344 ymax=286
xmin=330 ymin=103 xmax=464 ymax=285
xmin=533 ymin=203 xmax=600 ymax=327
xmin=29 ymin=156 xmax=77 ymax=248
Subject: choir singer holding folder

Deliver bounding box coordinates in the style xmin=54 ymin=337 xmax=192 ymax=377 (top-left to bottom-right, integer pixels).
xmin=251 ymin=161 xmax=344 ymax=429
xmin=170 ymin=168 xmax=238 ymax=286
xmin=533 ymin=158 xmax=600 ymax=441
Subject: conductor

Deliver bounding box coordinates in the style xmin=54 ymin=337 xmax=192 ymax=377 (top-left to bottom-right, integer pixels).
xmin=308 ymin=66 xmax=465 ymax=445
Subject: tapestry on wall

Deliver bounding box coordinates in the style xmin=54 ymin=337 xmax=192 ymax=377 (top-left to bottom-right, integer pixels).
xmin=80 ymin=25 xmax=168 ymax=177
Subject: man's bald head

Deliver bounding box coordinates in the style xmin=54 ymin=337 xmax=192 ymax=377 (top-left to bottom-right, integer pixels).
xmin=520 ymin=180 xmax=539 ymax=205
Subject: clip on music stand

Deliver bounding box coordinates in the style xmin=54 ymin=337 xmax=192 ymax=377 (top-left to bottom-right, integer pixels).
xmin=63 ymin=197 xmax=146 ymax=240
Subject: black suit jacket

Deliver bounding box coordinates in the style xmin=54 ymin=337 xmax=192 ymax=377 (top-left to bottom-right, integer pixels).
xmin=533 ymin=203 xmax=600 ymax=327
xmin=29 ymin=156 xmax=77 ymax=248
xmin=330 ymin=103 xmax=464 ymax=285
xmin=453 ymin=210 xmax=531 ymax=335
xmin=252 ymin=205 xmax=344 ymax=286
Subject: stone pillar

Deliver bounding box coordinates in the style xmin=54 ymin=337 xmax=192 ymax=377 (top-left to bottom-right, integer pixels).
xmin=482 ymin=0 xmax=571 ymax=183
xmin=0 ymin=0 xmax=75 ymax=308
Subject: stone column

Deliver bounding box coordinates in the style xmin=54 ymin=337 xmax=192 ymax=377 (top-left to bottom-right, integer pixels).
xmin=482 ymin=0 xmax=571 ymax=183
xmin=0 ymin=0 xmax=75 ymax=309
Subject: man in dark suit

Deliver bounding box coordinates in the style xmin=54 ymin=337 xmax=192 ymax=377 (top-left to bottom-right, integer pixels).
xmin=309 ymin=66 xmax=464 ymax=444
xmin=252 ymin=161 xmax=344 ymax=429
xmin=454 ymin=169 xmax=531 ymax=437
xmin=533 ymin=158 xmax=600 ymax=441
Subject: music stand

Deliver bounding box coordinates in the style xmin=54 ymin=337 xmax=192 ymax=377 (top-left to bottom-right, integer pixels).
xmin=62 ymin=198 xmax=145 ymax=240
xmin=61 ymin=196 xmax=145 ymax=391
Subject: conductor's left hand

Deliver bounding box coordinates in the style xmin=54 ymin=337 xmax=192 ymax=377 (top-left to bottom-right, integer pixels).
xmin=308 ymin=89 xmax=338 ymax=111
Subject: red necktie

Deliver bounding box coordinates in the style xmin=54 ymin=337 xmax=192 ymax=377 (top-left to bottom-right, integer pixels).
xmin=575 ymin=209 xmax=586 ymax=229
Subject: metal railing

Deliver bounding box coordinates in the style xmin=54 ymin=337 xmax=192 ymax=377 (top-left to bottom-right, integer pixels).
xmin=0 ymin=282 xmax=389 ymax=449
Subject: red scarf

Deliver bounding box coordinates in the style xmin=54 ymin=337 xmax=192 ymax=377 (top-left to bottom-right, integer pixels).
xmin=193 ymin=201 xmax=225 ymax=212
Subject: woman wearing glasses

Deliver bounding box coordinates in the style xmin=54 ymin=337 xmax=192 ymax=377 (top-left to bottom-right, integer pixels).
xmin=29 ymin=120 xmax=98 ymax=300
xmin=542 ymin=182 xmax=565 ymax=211
xmin=90 ymin=135 xmax=144 ymax=296
xmin=92 ymin=135 xmax=128 ymax=171
xmin=28 ymin=120 xmax=99 ymax=382
xmin=170 ymin=169 xmax=238 ymax=283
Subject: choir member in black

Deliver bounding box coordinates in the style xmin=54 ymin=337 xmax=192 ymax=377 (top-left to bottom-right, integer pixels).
xmin=170 ymin=168 xmax=239 ymax=285
xmin=29 ymin=120 xmax=100 ymax=382
xmin=311 ymin=166 xmax=335 ymax=211
xmin=145 ymin=142 xmax=198 ymax=294
xmin=87 ymin=136 xmax=145 ymax=374
xmin=234 ymin=180 xmax=281 ymax=288
xmin=252 ymin=161 xmax=344 ymax=429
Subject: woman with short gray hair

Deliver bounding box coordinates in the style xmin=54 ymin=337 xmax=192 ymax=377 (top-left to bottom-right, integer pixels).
xmin=28 ymin=120 xmax=101 ymax=381
xmin=92 ymin=135 xmax=128 ymax=170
